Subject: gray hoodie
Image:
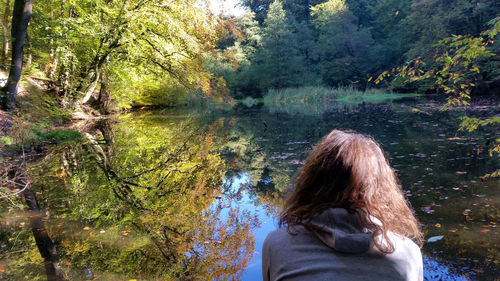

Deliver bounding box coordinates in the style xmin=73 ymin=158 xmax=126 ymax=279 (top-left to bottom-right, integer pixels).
xmin=262 ymin=208 xmax=423 ymax=281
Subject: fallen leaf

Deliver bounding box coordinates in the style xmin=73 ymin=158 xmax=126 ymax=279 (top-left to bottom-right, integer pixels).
xmin=83 ymin=227 xmax=91 ymax=231
xmin=435 ymin=223 xmax=441 ymax=228
xmin=481 ymin=229 xmax=490 ymax=233
xmin=448 ymin=228 xmax=458 ymax=232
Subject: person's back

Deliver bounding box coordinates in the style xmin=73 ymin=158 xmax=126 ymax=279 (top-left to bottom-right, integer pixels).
xmin=263 ymin=130 xmax=423 ymax=281
xmin=262 ymin=208 xmax=422 ymax=281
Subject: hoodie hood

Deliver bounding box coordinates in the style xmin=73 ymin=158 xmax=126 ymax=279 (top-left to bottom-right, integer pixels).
xmin=310 ymin=208 xmax=373 ymax=254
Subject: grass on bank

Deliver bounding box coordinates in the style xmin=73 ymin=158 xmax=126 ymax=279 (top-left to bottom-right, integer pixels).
xmin=262 ymin=86 xmax=420 ymax=106
xmin=0 ymin=70 xmax=78 ymax=153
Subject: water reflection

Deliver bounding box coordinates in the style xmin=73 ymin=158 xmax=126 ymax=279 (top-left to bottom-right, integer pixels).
xmin=1 ymin=98 xmax=499 ymax=280
xmin=1 ymin=117 xmax=259 ymax=280
xmin=220 ymin=100 xmax=499 ymax=280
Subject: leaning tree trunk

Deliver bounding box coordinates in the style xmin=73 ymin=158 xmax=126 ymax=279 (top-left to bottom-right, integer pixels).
xmin=77 ymin=65 xmax=100 ymax=106
xmin=1 ymin=0 xmax=32 ymax=110
xmin=1 ymin=0 xmax=10 ymax=65
xmin=96 ymin=71 xmax=111 ymax=114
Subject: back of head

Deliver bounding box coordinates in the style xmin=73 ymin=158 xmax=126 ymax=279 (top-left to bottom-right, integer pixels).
xmin=279 ymin=130 xmax=423 ymax=253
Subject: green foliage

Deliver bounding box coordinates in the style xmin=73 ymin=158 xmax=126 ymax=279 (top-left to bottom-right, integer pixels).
xmin=311 ymin=0 xmax=376 ymax=86
xmin=0 ymin=135 xmax=13 ymax=145
xmin=224 ymin=0 xmax=500 ymax=98
xmin=263 ymin=85 xmax=418 ymax=107
xmin=402 ymin=0 xmax=500 ymax=60
xmin=264 ymin=86 xmax=343 ymax=105
xmin=15 ymin=0 xmax=500 ymax=103
xmin=252 ymin=0 xmax=307 ymax=89
xmin=108 ymin=64 xmax=192 ymax=108
xmin=35 ymin=129 xmax=81 ymax=143
xmin=25 ymin=0 xmax=228 ymax=110
xmin=385 ymin=18 xmax=499 ymax=107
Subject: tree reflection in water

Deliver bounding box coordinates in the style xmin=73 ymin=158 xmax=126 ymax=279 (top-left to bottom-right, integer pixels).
xmin=2 ymin=102 xmax=499 ymax=280
xmin=0 ymin=116 xmax=259 ymax=280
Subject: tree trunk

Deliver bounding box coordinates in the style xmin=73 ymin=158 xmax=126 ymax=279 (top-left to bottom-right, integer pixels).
xmin=1 ymin=0 xmax=32 ymax=110
xmin=77 ymin=66 xmax=100 ymax=105
xmin=47 ymin=9 xmax=57 ymax=79
xmin=96 ymin=72 xmax=111 ymax=114
xmin=1 ymin=0 xmax=10 ymax=65
xmin=22 ymin=185 xmax=66 ymax=281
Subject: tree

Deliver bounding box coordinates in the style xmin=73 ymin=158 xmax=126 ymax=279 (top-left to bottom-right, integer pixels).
xmin=240 ymin=0 xmax=274 ymax=24
xmin=311 ymin=0 xmax=375 ymax=86
xmin=1 ymin=0 xmax=32 ymax=110
xmin=252 ymin=0 xmax=306 ymax=89
xmin=402 ymin=0 xmax=500 ymax=60
xmin=367 ymin=0 xmax=412 ymax=70
xmin=215 ymin=9 xmax=264 ymax=98
xmin=18 ymin=0 xmax=227 ymax=111
xmin=1 ymin=0 xmax=10 ymax=63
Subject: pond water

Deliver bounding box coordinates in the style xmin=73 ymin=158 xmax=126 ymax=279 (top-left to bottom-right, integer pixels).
xmin=1 ymin=97 xmax=499 ymax=280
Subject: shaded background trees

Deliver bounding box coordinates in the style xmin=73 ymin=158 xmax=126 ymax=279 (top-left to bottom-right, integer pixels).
xmin=215 ymin=0 xmax=500 ymax=98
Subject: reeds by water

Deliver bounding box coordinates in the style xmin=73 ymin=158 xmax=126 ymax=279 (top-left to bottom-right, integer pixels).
xmin=263 ymin=86 xmax=417 ymax=106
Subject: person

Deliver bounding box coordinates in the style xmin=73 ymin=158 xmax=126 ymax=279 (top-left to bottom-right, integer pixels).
xmin=262 ymin=130 xmax=424 ymax=281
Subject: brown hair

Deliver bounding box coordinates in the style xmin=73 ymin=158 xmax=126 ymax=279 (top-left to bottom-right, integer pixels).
xmin=279 ymin=130 xmax=423 ymax=253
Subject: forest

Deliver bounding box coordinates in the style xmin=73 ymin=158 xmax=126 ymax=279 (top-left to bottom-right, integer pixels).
xmin=0 ymin=0 xmax=499 ymax=111
xmin=0 ymin=0 xmax=499 ymax=280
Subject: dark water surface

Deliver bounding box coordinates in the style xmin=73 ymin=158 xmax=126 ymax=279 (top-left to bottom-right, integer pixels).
xmin=1 ymin=97 xmax=499 ymax=280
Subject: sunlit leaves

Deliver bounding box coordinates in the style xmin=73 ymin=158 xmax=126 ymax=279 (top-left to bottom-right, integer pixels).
xmin=310 ymin=0 xmax=348 ymax=26
xmin=29 ymin=0 xmax=228 ymax=107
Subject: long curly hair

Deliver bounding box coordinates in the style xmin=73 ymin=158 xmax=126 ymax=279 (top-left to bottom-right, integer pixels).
xmin=279 ymin=130 xmax=423 ymax=253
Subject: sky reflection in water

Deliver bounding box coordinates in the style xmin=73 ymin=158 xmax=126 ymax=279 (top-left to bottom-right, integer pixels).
xmin=2 ymin=98 xmax=498 ymax=280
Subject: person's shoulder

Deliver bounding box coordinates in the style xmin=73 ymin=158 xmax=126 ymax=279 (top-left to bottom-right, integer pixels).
xmin=387 ymin=233 xmax=423 ymax=280
xmin=263 ymin=227 xmax=298 ymax=250
xmin=264 ymin=227 xmax=290 ymax=244
xmin=388 ymin=232 xmax=422 ymax=259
